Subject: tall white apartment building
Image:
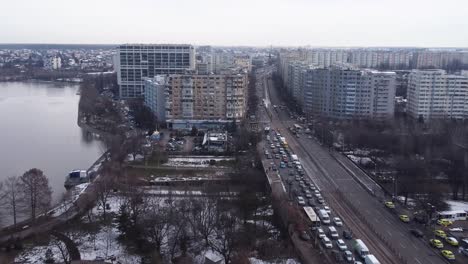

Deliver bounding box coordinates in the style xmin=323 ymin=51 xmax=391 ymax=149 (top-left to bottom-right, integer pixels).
xmin=349 ymin=51 xmax=411 ymax=69
xmin=115 ymin=44 xmax=195 ymax=98
xmin=287 ymin=61 xmax=308 ymax=105
xmin=302 ymin=66 xmax=396 ymax=119
xmin=413 ymin=51 xmax=467 ymax=69
xmin=143 ymin=76 xmax=167 ymax=122
xmin=278 ymin=50 xmax=309 ymax=87
xmin=407 ymin=70 xmax=468 ymax=120
xmin=307 ymin=49 xmax=348 ymax=68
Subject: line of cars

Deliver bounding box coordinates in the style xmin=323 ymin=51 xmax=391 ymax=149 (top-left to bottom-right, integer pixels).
xmin=266 ymin=129 xmax=382 ymax=263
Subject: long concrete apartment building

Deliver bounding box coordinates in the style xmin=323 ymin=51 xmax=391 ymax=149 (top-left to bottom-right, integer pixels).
xmin=301 ymin=65 xmax=396 ymax=119
xmin=407 ymin=69 xmax=468 ymax=120
xmin=144 ymin=73 xmax=247 ymax=129
xmin=115 ymin=44 xmax=195 ymax=98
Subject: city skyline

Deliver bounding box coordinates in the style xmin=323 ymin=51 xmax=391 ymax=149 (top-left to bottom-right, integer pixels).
xmin=2 ymin=0 xmax=468 ymax=47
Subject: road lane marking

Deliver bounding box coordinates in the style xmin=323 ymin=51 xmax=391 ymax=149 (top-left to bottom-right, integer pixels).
xmin=400 ymin=242 xmax=406 ymax=249
xmin=415 ymin=258 xmax=422 ymax=264
xmin=387 ymin=230 xmax=392 ymax=237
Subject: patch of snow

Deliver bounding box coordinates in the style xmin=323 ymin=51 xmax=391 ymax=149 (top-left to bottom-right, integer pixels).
xmin=163 ymin=157 xmax=234 ymax=168
xmin=446 ymin=200 xmax=468 ymax=212
xmin=249 ymin=257 xmax=301 ymax=264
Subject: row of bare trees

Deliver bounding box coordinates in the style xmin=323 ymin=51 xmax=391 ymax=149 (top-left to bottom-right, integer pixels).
xmin=105 ymin=183 xmax=273 ymax=264
xmin=0 ymin=168 xmax=52 ymax=227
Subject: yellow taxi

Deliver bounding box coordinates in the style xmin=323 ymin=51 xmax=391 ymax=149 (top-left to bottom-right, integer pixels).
xmin=385 ymin=201 xmax=395 ymax=209
xmin=430 ymin=239 xmax=444 ymax=249
xmin=441 ymin=250 xmax=455 ymax=260
xmin=437 ymin=219 xmax=453 ymax=227
xmin=399 ymin=215 xmax=410 ymax=223
xmin=445 ymin=237 xmax=459 ymax=246
xmin=434 ymin=230 xmax=447 ymax=238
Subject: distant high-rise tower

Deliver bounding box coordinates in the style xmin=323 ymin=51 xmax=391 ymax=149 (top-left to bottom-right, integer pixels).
xmin=115 ymin=44 xmax=195 ymax=98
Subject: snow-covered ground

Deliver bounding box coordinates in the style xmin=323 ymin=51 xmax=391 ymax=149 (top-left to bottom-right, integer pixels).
xmin=249 ymin=258 xmax=301 ymax=264
xmin=15 ymin=193 xmax=295 ymax=264
xmin=347 ymin=154 xmax=373 ymax=166
xmin=446 ymin=200 xmax=468 ymax=212
xmin=15 ymin=225 xmax=141 ymax=264
xmin=163 ymin=157 xmax=234 ymax=168
xmin=49 ymin=183 xmax=90 ymax=217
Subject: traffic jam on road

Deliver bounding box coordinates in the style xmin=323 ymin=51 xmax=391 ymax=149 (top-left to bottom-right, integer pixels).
xmin=263 ymin=127 xmax=381 ymax=264
xmin=273 ymin=104 xmax=468 ymax=264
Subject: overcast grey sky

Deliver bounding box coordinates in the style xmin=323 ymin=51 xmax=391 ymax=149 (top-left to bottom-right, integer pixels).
xmin=1 ymin=0 xmax=467 ymax=47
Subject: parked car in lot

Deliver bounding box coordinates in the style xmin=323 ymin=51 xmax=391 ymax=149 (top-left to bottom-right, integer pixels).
xmin=445 ymin=237 xmax=458 ymax=246
xmin=437 ymin=219 xmax=453 ymax=227
xmin=317 ymin=197 xmax=325 ymax=204
xmin=434 ymin=230 xmax=447 ymax=238
xmin=323 ymin=206 xmax=331 ymax=214
xmin=441 ymin=250 xmax=455 ymax=261
xmin=410 ymin=229 xmax=424 ymax=238
xmin=430 ymin=239 xmax=444 ymax=249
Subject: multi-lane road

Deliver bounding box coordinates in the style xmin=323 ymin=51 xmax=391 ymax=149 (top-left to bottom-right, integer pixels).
xmin=256 ymin=67 xmax=447 ymax=264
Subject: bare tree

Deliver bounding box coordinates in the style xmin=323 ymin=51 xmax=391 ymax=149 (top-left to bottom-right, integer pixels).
xmin=186 ymin=198 xmax=218 ymax=246
xmin=210 ymin=214 xmax=241 ymax=264
xmin=95 ymin=176 xmax=115 ymax=218
xmin=51 ymin=238 xmax=70 ymax=264
xmin=1 ymin=176 xmax=21 ymax=226
xmin=146 ymin=198 xmax=171 ymax=252
xmin=18 ymin=168 xmax=52 ymax=220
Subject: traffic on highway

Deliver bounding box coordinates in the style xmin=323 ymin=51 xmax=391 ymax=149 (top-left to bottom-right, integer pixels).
xmin=254 ymin=65 xmax=464 ymax=264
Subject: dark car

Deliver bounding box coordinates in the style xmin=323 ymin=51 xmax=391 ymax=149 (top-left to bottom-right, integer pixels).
xmin=332 ymin=250 xmax=345 ymax=263
xmin=300 ymin=231 xmax=310 ymax=241
xmin=343 ymin=230 xmax=353 ymax=240
xmin=410 ymin=229 xmax=424 ymax=238
xmin=413 ymin=214 xmax=427 ymax=224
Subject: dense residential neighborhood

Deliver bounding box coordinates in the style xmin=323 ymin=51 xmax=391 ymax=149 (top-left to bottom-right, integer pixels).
xmin=1 ymin=1 xmax=468 ymax=264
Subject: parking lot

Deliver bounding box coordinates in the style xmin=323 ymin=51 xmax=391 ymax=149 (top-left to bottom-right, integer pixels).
xmin=381 ymin=200 xmax=468 ymax=263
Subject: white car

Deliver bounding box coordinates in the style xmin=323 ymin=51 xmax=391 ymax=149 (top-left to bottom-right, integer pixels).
xmin=317 ymin=228 xmax=326 ymax=238
xmin=323 ymin=206 xmax=331 ymax=214
xmin=336 ymin=239 xmax=347 ymax=251
xmin=322 ymin=236 xmax=333 ymax=249
xmin=344 ymin=250 xmax=354 ymax=262
xmin=333 ymin=217 xmax=343 ymax=226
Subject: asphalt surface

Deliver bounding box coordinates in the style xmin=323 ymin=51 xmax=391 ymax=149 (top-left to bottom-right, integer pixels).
xmin=255 ymin=67 xmax=448 ymax=264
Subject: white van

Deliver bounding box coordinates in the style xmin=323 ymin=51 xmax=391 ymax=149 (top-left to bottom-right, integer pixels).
xmin=318 ymin=209 xmax=331 ymax=224
xmin=364 ymin=255 xmax=380 ymax=264
xmin=328 ymin=226 xmax=339 ymax=239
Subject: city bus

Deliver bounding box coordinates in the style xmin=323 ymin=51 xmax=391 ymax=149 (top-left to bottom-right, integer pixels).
xmin=437 ymin=210 xmax=467 ymax=221
xmin=303 ymin=206 xmax=320 ymax=227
